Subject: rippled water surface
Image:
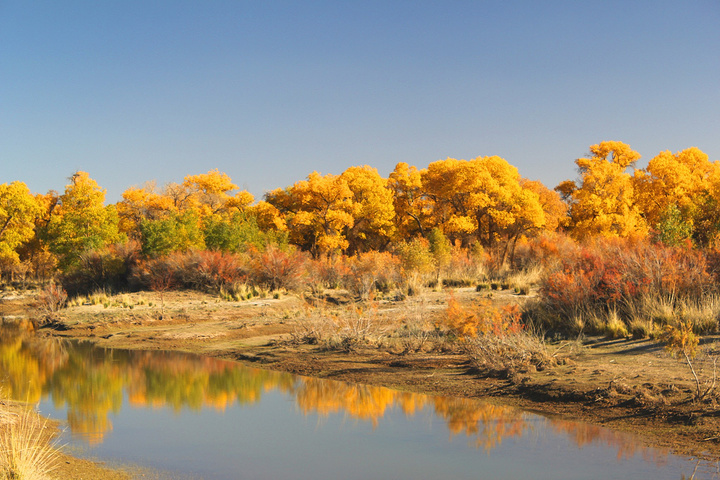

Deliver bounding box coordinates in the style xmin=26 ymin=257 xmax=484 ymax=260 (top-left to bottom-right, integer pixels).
xmin=0 ymin=326 xmax=717 ymax=479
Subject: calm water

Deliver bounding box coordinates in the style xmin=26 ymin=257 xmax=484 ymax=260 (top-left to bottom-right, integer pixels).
xmin=0 ymin=325 xmax=717 ymax=479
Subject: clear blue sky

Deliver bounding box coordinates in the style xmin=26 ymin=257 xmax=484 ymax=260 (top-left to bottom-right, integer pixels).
xmin=2 ymin=1 xmax=718 ymax=203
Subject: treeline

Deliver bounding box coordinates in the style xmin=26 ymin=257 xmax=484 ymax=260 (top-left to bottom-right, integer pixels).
xmin=1 ymin=141 xmax=719 ymax=296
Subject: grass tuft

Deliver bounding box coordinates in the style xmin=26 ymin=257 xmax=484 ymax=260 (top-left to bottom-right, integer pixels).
xmin=0 ymin=402 xmax=59 ymax=480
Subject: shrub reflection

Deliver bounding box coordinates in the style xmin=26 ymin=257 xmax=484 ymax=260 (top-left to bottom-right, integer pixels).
xmin=0 ymin=326 xmax=665 ymax=461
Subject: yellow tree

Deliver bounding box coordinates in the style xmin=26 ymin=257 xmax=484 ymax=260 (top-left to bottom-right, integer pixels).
xmin=500 ymin=185 xmax=548 ymax=264
xmin=421 ymin=157 xmax=482 ymax=240
xmin=557 ymin=141 xmax=647 ymax=239
xmin=181 ymin=169 xmax=239 ymax=216
xmin=18 ymin=191 xmax=61 ymax=281
xmin=0 ymin=182 xmax=42 ymax=275
xmin=118 ymin=171 xmax=257 ymax=247
xmin=116 ymin=181 xmax=177 ymax=237
xmin=248 ymin=201 xmax=287 ymax=232
xmin=421 ymin=156 xmax=546 ymax=264
xmin=46 ymin=172 xmax=122 ymax=268
xmin=266 ymin=172 xmax=354 ymax=256
xmin=388 ymin=162 xmax=432 ymax=238
xmin=520 ymin=179 xmax=567 ymax=233
xmin=157 ymin=169 xmax=251 ymax=218
xmin=697 ymin=162 xmax=720 ymax=246
xmin=340 ymin=165 xmax=396 ymax=254
xmin=476 ymin=156 xmax=545 ymax=254
xmin=634 ymin=147 xmax=719 ymax=244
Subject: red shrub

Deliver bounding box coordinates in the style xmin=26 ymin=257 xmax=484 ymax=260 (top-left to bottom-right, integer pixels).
xmin=305 ymin=255 xmax=352 ymax=292
xmin=249 ymin=246 xmax=308 ymax=291
xmin=132 ymin=254 xmax=182 ymax=292
xmin=539 ymin=238 xmax=716 ymax=322
xmin=513 ymin=233 xmax=578 ymax=270
xmin=186 ymin=250 xmax=248 ymax=291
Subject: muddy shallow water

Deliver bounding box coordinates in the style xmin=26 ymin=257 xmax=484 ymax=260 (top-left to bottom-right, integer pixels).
xmin=1 ymin=326 xmax=717 ymax=480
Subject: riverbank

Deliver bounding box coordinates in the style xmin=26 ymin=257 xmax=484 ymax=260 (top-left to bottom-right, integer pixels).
xmin=3 ymin=287 xmax=720 ymax=477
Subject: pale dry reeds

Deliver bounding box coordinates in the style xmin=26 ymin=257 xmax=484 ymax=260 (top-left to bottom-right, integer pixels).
xmin=0 ymin=401 xmax=59 ymax=480
xmin=464 ymin=327 xmax=550 ymax=374
xmin=291 ymin=301 xmax=390 ymax=351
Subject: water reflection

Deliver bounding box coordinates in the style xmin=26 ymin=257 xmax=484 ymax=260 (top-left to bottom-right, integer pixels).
xmin=0 ymin=325 xmax=710 ymax=478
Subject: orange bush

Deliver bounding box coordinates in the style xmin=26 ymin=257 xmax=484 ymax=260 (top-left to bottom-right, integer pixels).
xmin=304 ymin=255 xmax=352 ymax=292
xmin=512 ymin=232 xmax=578 ymax=270
xmin=439 ymin=294 xmax=523 ymax=338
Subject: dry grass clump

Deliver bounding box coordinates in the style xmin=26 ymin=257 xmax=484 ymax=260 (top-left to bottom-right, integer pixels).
xmin=627 ymin=317 xmax=659 ymax=339
xmin=219 ymin=282 xmax=263 ymax=302
xmin=290 ymin=301 xmax=391 ymax=351
xmin=464 ymin=328 xmax=550 ymax=374
xmin=0 ymin=401 xmax=59 ymax=480
xmin=384 ymin=298 xmax=442 ymax=354
xmin=506 ymin=265 xmax=544 ymax=287
xmin=67 ymin=289 xmax=111 ymax=308
xmin=604 ymin=310 xmax=629 ymax=339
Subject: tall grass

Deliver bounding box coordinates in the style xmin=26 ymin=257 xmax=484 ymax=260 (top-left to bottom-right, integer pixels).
xmin=0 ymin=402 xmax=59 ymax=480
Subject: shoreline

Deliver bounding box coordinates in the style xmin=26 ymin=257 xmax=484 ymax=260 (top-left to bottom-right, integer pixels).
xmin=4 ymin=287 xmax=720 ymax=477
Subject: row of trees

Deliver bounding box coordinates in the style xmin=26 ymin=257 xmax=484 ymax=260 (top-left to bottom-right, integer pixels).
xmin=1 ymin=141 xmax=718 ymax=282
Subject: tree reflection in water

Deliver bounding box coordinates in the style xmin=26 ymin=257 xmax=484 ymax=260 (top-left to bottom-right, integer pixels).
xmin=0 ymin=325 xmax=668 ymax=462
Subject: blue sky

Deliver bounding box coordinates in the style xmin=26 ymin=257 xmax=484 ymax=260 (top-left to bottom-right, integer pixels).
xmin=2 ymin=1 xmax=718 ymax=203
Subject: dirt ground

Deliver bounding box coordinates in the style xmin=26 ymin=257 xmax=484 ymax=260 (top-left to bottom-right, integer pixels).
xmin=3 ymin=286 xmax=720 ymax=477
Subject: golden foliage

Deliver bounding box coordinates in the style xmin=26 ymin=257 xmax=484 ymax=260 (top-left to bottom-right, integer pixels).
xmin=341 ymin=165 xmax=396 ymax=254
xmin=0 ymin=182 xmax=42 ymax=266
xmin=266 ymin=171 xmax=354 ymax=255
xmin=438 ymin=294 xmax=523 ymax=338
xmin=45 ymin=172 xmax=122 ymax=267
xmin=634 ymin=148 xmax=715 ymax=227
xmin=560 ymin=141 xmax=647 ymax=239
xmin=421 ymin=156 xmax=546 ymax=265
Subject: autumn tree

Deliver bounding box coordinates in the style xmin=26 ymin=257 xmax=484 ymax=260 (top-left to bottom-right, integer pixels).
xmin=0 ymin=182 xmax=42 ymax=279
xmin=340 ymin=165 xmax=396 ymax=254
xmin=421 ymin=156 xmax=546 ymax=265
xmin=160 ymin=169 xmax=254 ymax=218
xmin=116 ymin=181 xmax=176 ymax=237
xmin=248 ymin=200 xmax=287 ymax=233
xmin=394 ymin=237 xmax=435 ymax=292
xmin=180 ymin=169 xmax=244 ymax=216
xmin=139 ymin=210 xmax=205 ymax=257
xmin=118 ymin=170 xmax=258 ymax=248
xmin=556 ymin=141 xmax=646 ymax=239
xmin=17 ymin=191 xmax=61 ymax=281
xmin=634 ymin=147 xmax=720 ymax=246
xmin=520 ymin=179 xmax=567 ymax=233
xmin=45 ymin=172 xmax=122 ymax=269
xmin=427 ymin=227 xmax=451 ymax=280
xmin=265 ymin=172 xmax=354 ymax=256
xmin=654 ymin=204 xmax=693 ymax=247
xmin=388 ymin=162 xmax=431 ymax=238
xmin=202 ymin=211 xmax=287 ymax=253
xmin=634 ymin=147 xmax=716 ymax=226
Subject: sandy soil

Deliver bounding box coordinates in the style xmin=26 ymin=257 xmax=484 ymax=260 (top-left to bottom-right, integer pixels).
xmin=4 ymin=287 xmax=720 ymax=477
